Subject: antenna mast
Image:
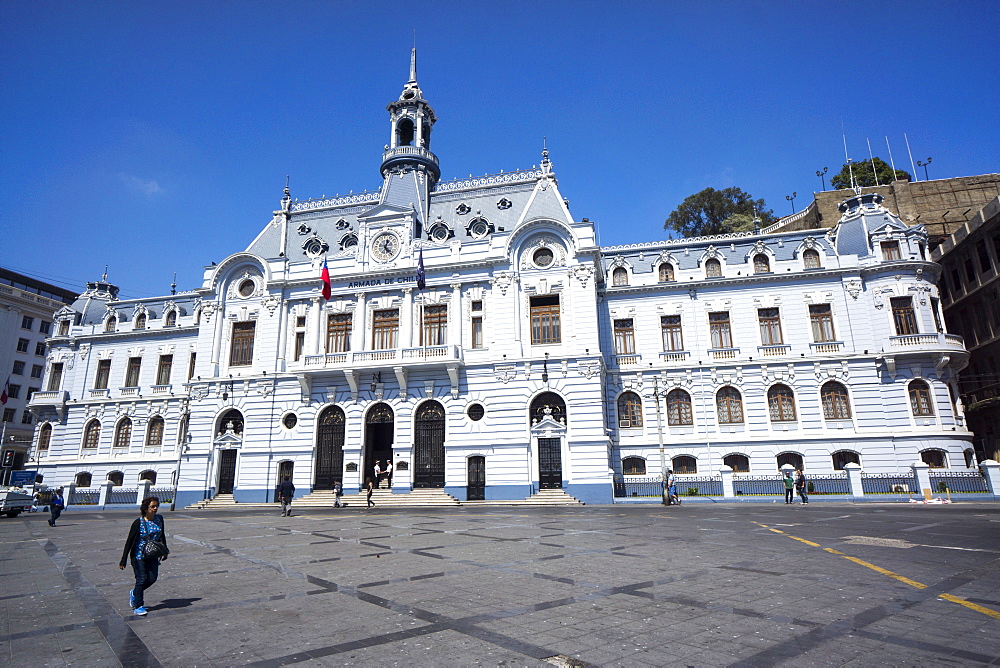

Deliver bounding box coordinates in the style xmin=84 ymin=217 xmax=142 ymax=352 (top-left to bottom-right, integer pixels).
xmin=885 ymin=136 xmax=898 ymax=181
xmin=867 ymin=138 xmax=880 ymax=187
xmin=904 ymin=133 xmax=918 ymax=181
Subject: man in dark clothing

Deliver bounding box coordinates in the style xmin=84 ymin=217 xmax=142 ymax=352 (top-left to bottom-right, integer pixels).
xmin=277 ymin=477 xmax=295 ymax=517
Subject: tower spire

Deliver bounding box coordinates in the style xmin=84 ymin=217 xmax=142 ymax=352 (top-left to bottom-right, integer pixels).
xmin=409 ymin=47 xmax=417 ymax=85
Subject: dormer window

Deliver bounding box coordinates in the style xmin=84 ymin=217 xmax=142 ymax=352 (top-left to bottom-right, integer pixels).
xmin=803 ymin=249 xmax=821 ymax=269
xmin=753 ymin=254 xmax=770 ymax=274
xmin=135 ymin=313 xmax=146 ymax=330
xmin=612 ymin=267 xmax=628 ymax=287
xmin=58 ymin=320 xmax=70 ymax=336
xmin=881 ymin=241 xmax=901 ymax=261
xmin=105 ymin=316 xmax=117 ymax=333
xmin=658 ymin=263 xmax=674 ymax=282
xmin=705 ymin=258 xmax=722 ymax=278
xmin=165 ymin=311 xmax=177 ymax=327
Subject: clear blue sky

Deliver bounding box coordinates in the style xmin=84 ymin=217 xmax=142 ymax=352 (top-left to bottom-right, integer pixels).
xmin=2 ymin=1 xmax=997 ymax=299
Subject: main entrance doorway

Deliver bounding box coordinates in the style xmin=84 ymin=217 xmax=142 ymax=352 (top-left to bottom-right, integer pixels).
xmin=538 ymin=438 xmax=562 ymax=488
xmin=467 ymin=456 xmax=485 ymax=500
xmin=315 ymin=405 xmax=345 ymax=490
xmin=414 ymin=400 xmax=445 ymax=488
xmin=365 ymin=403 xmax=394 ymax=487
xmin=218 ymin=449 xmax=237 ymax=494
xmin=531 ymin=392 xmax=566 ymax=489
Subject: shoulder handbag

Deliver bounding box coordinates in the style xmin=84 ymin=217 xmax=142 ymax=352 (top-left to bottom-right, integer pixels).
xmin=140 ymin=518 xmax=169 ymax=559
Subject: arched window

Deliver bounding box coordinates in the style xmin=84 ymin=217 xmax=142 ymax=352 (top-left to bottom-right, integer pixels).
xmin=622 ymin=456 xmax=646 ymax=475
xmin=135 ymin=313 xmax=146 ymax=330
xmin=803 ymin=248 xmax=821 ymax=269
xmin=723 ymin=453 xmax=750 ymax=472
xmin=83 ymin=420 xmax=101 ymax=449
xmin=920 ymin=449 xmax=947 ymax=468
xmin=104 ymin=316 xmax=117 ymax=333
xmin=139 ymin=470 xmax=157 ymax=484
xmin=146 ymin=416 xmax=164 ymax=448
xmin=716 ymin=386 xmax=744 ymax=424
xmin=165 ymin=311 xmax=177 ymax=327
xmin=964 ymin=449 xmax=976 ymax=468
xmin=107 ymin=471 xmax=124 ymax=486
xmin=612 ymin=267 xmax=629 ymax=287
xmin=672 ymin=455 xmax=697 ymax=474
xmin=617 ymin=392 xmax=643 ymax=428
xmin=753 ymin=254 xmax=770 ymax=273
xmin=705 ymin=258 xmax=722 ymax=278
xmin=832 ymin=451 xmax=861 ymax=470
xmin=113 ymin=417 xmax=132 ymax=449
xmin=75 ymin=472 xmax=92 ymax=487
xmin=658 ymin=263 xmax=674 ymax=282
xmin=37 ymin=423 xmax=52 ymax=451
xmin=396 ymin=117 xmax=415 ymax=146
xmin=666 ymin=389 xmax=693 ymax=425
xmin=217 ymin=409 xmax=244 ymax=435
xmin=776 ymin=452 xmax=804 ymax=470
xmin=530 ymin=391 xmax=566 ymax=424
xmin=821 ymin=381 xmax=851 ymax=419
xmin=909 ymin=380 xmax=934 ymax=416
xmin=767 ymin=384 xmax=797 ymax=421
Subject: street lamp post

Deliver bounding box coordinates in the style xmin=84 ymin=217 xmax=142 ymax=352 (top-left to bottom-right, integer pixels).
xmin=917 ymin=157 xmax=932 ymax=181
xmin=816 ymin=167 xmax=828 ymax=191
xmin=651 ymin=375 xmax=669 ymax=505
xmin=785 ymin=192 xmax=797 ymax=214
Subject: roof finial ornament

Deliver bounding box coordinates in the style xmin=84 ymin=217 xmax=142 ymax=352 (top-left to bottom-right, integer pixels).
xmin=752 ymin=204 xmax=761 ymax=234
xmin=409 ymin=44 xmax=417 ymax=85
xmin=170 ymin=272 xmax=177 ymax=296
xmin=541 ymin=136 xmax=553 ymax=174
xmin=102 ymin=265 xmax=108 ymax=282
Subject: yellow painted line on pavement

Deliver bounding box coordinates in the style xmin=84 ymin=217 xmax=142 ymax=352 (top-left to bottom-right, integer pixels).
xmin=752 ymin=520 xmax=1000 ymax=620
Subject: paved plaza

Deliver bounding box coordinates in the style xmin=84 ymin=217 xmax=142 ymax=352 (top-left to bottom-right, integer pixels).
xmin=2 ymin=502 xmax=999 ymax=666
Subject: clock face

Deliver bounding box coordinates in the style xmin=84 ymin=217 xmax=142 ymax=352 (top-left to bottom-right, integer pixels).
xmin=371 ymin=232 xmax=400 ymax=262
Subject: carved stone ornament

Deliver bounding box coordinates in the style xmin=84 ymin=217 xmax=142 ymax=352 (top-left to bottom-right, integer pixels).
xmin=262 ymin=294 xmax=281 ymax=316
xmin=190 ymin=386 xmax=209 ymax=401
xmin=78 ymin=344 xmax=90 ymax=361
xmin=704 ymin=245 xmax=721 ymax=260
xmin=750 ymin=240 xmax=768 ymax=255
xmin=520 ymin=235 xmax=566 ymax=271
xmin=490 ymin=271 xmax=516 ymax=296
xmin=494 ymin=364 xmax=516 ymax=384
xmin=497 ymin=198 xmax=512 ymax=210
xmin=609 ymin=255 xmax=628 ymax=270
xmin=571 ymin=264 xmax=594 ymax=288
xmin=802 ymin=236 xmax=818 ymax=250
xmin=844 ymin=279 xmax=862 ymax=300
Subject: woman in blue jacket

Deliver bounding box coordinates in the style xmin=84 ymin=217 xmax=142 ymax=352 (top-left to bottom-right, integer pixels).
xmin=119 ymin=496 xmax=168 ymax=616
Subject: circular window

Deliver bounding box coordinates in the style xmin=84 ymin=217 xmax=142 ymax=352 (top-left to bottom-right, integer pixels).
xmin=282 ymin=413 xmax=298 ymax=429
xmin=467 ymin=403 xmax=485 ymax=421
xmin=533 ymin=247 xmax=554 ymax=268
xmin=469 ymin=219 xmax=490 ymax=239
xmin=430 ymin=225 xmax=450 ymax=242
xmin=238 ymin=279 xmax=255 ymax=297
xmin=341 ymin=233 xmax=358 ymax=249
xmin=303 ymin=237 xmax=329 ymax=257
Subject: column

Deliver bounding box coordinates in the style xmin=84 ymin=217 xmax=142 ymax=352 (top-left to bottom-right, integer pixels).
xmin=137 ymin=480 xmax=152 ymax=505
xmin=843 ymin=463 xmax=864 ymax=498
xmin=911 ymin=460 xmax=932 ymax=500
xmin=450 ymin=283 xmax=462 ymax=350
xmin=312 ymin=296 xmax=324 ymax=356
xmin=352 ymin=293 xmax=366 ymax=351
xmin=209 ymin=303 xmax=224 ymax=375
xmin=980 ymin=460 xmax=1000 ymax=499
xmin=719 ymin=466 xmax=734 ymax=498
xmin=401 ymin=287 xmax=413 ymax=349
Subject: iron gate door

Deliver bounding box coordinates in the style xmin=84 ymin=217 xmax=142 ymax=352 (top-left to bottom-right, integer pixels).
xmin=538 ymin=438 xmax=562 ymax=489
xmin=467 ymin=456 xmax=485 ymax=500
xmin=315 ymin=406 xmax=345 ymax=490
xmin=414 ymin=401 xmax=445 ymax=488
xmin=218 ymin=449 xmax=237 ymax=494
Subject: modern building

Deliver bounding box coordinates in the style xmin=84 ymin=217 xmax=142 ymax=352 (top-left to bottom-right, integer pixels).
xmin=28 ymin=54 xmax=975 ymax=506
xmin=932 ymin=196 xmax=1000 ymax=463
xmin=1 ymin=268 xmax=78 ymax=481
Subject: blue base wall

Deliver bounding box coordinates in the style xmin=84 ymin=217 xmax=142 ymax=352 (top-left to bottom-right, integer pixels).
xmin=566 ymin=483 xmax=614 ymax=505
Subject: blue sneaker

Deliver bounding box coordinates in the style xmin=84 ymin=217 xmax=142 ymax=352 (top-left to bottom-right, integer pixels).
xmin=129 ymin=589 xmax=137 ymax=609
xmin=133 ymin=606 xmax=147 ymax=616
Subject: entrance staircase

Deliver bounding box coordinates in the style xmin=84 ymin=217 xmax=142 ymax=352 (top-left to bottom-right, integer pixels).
xmin=185 ymin=487 xmax=584 ymax=510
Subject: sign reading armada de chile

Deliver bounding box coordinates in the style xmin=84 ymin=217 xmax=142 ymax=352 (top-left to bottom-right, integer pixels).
xmin=344 ymin=275 xmax=418 ymax=289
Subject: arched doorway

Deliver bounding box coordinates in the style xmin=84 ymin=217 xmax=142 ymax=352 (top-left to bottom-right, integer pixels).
xmin=531 ymin=392 xmax=566 ymax=489
xmin=365 ymin=403 xmax=394 ymax=487
xmin=413 ymin=401 xmax=445 ymax=488
xmin=215 ymin=409 xmax=243 ymax=495
xmin=315 ymin=406 xmax=345 ymax=490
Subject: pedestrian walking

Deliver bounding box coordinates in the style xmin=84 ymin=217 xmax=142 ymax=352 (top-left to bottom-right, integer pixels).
xmin=783 ymin=472 xmax=795 ymax=504
xmin=48 ymin=487 xmax=65 ymax=526
xmin=119 ymin=496 xmax=169 ymax=617
xmin=365 ymin=478 xmax=375 ymax=507
xmin=667 ymin=469 xmax=680 ymax=505
xmin=277 ymin=476 xmax=295 ymax=516
xmin=385 ymin=460 xmax=393 ymax=488
xmin=795 ymin=469 xmax=809 ymax=504
xmin=333 ymin=480 xmax=343 ymax=508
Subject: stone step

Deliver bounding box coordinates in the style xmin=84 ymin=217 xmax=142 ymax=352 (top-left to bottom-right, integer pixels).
xmin=187 ymin=487 xmax=584 ymax=510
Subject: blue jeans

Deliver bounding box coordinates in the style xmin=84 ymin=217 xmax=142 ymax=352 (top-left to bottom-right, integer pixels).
xmin=130 ymin=556 xmax=160 ymax=608
xmin=49 ymin=506 xmax=63 ymax=524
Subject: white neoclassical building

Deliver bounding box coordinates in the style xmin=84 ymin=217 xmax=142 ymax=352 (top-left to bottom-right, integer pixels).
xmin=29 ymin=53 xmax=973 ymax=506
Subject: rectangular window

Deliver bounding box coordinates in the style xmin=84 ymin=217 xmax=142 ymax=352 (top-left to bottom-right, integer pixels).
xmin=471 ymin=316 xmax=483 ymax=349
xmin=950 ymin=268 xmax=963 ymax=297
xmin=156 ymin=355 xmax=173 ymax=385
xmin=58 ymin=320 xmax=70 ymax=336
xmin=293 ymin=332 xmax=305 ymax=361
xmin=21 ymin=410 xmax=32 ymax=425
xmin=94 ymin=359 xmax=111 ymax=390
xmin=809 ymin=304 xmax=836 ymax=342
xmin=124 ymin=357 xmax=142 ymax=387
xmin=7 ymin=384 xmax=20 ymax=399
xmin=881 ymin=241 xmax=901 ymax=260
xmin=372 ymin=309 xmax=399 ymax=350
xmin=39 ymin=320 xmax=51 ymax=335
xmin=47 ymin=363 xmax=63 ymax=391
xmin=931 ymin=297 xmax=943 ymax=333
xmin=16 ymin=338 xmax=29 ymax=353
xmin=230 ymin=321 xmax=256 ymax=366
xmin=758 ymin=308 xmax=783 ymax=345
xmin=296 ymin=315 xmax=306 ymax=327
xmin=661 ymin=315 xmax=683 ymax=351
xmin=27 ymin=387 xmax=39 ymax=401
xmin=891 ymin=297 xmax=918 ymax=335
xmin=965 ymin=257 xmax=977 ymax=285
xmin=187 ymin=353 xmax=197 ymax=380
xmin=12 ymin=361 xmax=24 ymax=375
xmin=35 ymin=342 xmax=45 ymax=356
xmin=530 ymin=295 xmax=561 ymax=344
xmin=326 ymin=314 xmax=352 ymax=353
xmin=613 ymin=319 xmax=636 ymax=354
xmin=421 ymin=305 xmax=448 ymax=346
xmin=709 ymin=312 xmax=733 ymax=349
xmin=21 ymin=315 xmax=34 ymax=330
xmin=2 ymin=409 xmax=14 ymax=423
xmin=977 ymin=240 xmax=993 ymax=274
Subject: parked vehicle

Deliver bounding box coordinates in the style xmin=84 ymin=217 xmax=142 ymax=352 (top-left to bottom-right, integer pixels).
xmin=0 ymin=487 xmax=34 ymax=518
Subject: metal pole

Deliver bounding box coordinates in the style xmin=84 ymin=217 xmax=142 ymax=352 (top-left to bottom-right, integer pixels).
xmin=653 ymin=376 xmax=668 ymax=505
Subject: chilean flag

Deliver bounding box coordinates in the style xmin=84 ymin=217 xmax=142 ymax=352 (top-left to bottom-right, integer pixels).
xmin=416 ymin=248 xmax=426 ymax=290
xmin=0 ymin=376 xmax=8 ymax=405
xmin=320 ymin=259 xmax=331 ymax=300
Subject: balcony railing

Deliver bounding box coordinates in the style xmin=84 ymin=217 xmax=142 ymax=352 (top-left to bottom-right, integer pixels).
xmin=28 ymin=390 xmax=67 ymax=407
xmin=120 ymin=387 xmax=140 ymax=397
xmin=809 ymin=341 xmax=843 ymax=353
xmin=301 ymin=345 xmax=463 ymax=369
xmin=615 ymin=353 xmax=641 ymax=366
xmin=88 ymin=389 xmax=110 ymax=399
xmin=758 ymin=344 xmax=791 ymax=357
xmin=150 ymin=384 xmax=171 ymax=395
xmin=382 ymin=145 xmax=439 ymax=166
xmin=889 ymin=332 xmax=966 ymax=349
xmin=659 ymin=351 xmax=690 ymax=363
xmin=709 ymin=348 xmax=738 ymax=360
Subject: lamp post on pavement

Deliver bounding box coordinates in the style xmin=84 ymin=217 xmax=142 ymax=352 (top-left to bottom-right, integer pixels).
xmin=651 ymin=375 xmax=669 ymax=506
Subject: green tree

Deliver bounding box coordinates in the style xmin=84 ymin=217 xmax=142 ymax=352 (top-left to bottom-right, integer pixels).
xmin=830 ymin=157 xmax=910 ymax=190
xmin=663 ymin=187 xmax=776 ymax=238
